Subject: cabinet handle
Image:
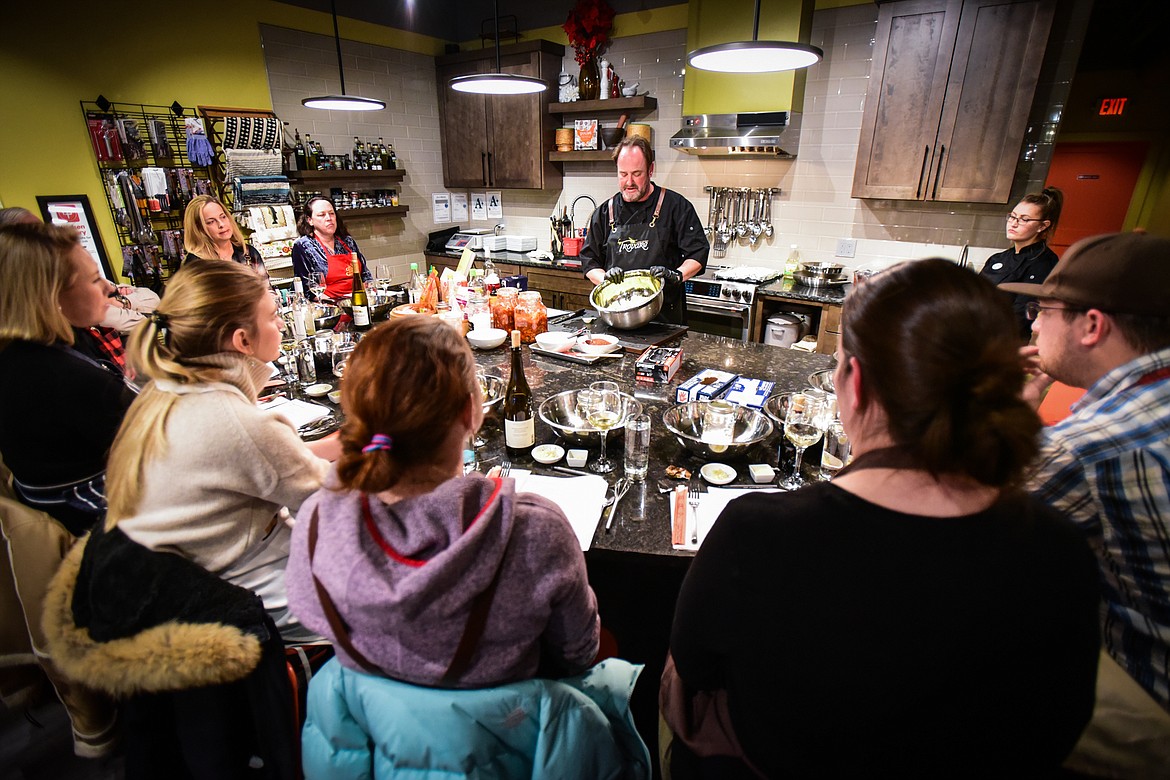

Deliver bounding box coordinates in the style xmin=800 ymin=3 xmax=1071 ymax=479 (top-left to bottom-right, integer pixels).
xmin=915 ymin=146 xmax=930 ymax=199
xmin=931 ymin=145 xmax=946 ymax=200
xmin=487 ymin=152 xmax=494 ymax=186
xmin=481 ymin=152 xmax=487 ymax=186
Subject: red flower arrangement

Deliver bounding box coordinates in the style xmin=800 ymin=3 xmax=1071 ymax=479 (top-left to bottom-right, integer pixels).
xmin=563 ymin=0 xmax=616 ymax=66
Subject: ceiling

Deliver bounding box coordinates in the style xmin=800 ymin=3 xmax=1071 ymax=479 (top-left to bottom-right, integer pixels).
xmin=275 ymin=0 xmax=680 ymax=45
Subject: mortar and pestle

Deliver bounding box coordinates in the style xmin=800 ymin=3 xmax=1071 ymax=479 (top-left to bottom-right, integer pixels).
xmin=600 ymin=114 xmax=630 ymax=149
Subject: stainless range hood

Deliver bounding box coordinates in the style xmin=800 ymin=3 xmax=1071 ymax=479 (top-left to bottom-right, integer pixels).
xmin=670 ymin=111 xmax=800 ymax=158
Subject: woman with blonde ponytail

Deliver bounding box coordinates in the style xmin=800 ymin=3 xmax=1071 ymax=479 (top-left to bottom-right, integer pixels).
xmin=286 ymin=316 xmax=599 ymax=687
xmin=92 ymin=261 xmax=329 ymax=641
xmin=665 ymin=259 xmax=1101 ymax=777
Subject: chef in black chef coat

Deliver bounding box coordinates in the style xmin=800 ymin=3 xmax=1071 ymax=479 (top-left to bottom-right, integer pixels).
xmin=580 ymin=137 xmax=709 ymax=325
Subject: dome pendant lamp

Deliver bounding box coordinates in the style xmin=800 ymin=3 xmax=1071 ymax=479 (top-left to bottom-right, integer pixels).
xmin=449 ymin=0 xmax=547 ymax=95
xmin=687 ymin=0 xmax=823 ymax=74
xmin=302 ymin=0 xmax=386 ymax=111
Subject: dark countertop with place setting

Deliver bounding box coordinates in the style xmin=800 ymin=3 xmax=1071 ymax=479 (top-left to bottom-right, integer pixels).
xmin=469 ymin=330 xmax=834 ymax=560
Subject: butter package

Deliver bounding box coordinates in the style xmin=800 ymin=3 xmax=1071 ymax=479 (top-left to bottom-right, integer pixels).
xmin=675 ymin=369 xmax=738 ymax=404
xmin=635 ymin=346 xmax=682 ymax=383
xmin=723 ymin=377 xmax=775 ymax=410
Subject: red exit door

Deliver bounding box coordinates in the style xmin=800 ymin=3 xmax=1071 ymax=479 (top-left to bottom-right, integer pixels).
xmin=1044 ymin=141 xmax=1149 ymax=256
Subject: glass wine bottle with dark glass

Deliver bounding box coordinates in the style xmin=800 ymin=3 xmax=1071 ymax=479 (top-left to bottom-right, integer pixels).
xmin=503 ymin=329 xmax=534 ymax=455
xmin=350 ymin=255 xmax=371 ymax=332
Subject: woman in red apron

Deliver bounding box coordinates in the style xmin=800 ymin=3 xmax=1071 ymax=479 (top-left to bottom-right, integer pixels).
xmin=292 ymin=196 xmax=371 ymax=301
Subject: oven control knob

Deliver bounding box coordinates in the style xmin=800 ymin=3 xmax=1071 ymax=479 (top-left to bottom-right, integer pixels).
xmin=734 ymin=289 xmax=746 ymax=301
xmin=722 ymin=289 xmax=732 ymax=298
xmin=742 ymin=290 xmax=752 ymax=303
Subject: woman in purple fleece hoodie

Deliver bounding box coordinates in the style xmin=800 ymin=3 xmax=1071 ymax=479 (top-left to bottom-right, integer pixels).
xmin=286 ymin=317 xmax=600 ymax=687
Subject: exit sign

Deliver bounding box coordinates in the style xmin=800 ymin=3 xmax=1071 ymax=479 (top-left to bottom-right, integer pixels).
xmin=1099 ymin=97 xmax=1128 ymax=116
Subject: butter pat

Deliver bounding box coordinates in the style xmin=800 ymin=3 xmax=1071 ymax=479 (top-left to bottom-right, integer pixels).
xmin=749 ymin=464 xmax=775 ymax=483
xmin=566 ymin=448 xmax=589 ymax=468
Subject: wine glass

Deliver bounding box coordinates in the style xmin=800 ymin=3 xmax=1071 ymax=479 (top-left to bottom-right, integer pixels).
xmin=779 ymin=393 xmax=825 ymax=490
xmin=583 ymin=388 xmax=624 ymax=474
xmin=473 ymin=371 xmax=504 ymax=449
xmin=309 ymin=271 xmax=327 ymax=301
xmin=375 ymin=264 xmax=393 ymax=301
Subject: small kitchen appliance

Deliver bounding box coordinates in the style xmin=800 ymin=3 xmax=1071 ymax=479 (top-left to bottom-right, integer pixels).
xmin=445 ymin=228 xmax=494 ymax=252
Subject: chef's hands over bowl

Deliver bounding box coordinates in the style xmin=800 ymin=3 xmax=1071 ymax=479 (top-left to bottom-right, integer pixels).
xmin=604 ymin=266 xmax=625 ymax=285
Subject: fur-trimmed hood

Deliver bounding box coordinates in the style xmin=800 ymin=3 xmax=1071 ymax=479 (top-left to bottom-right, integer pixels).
xmin=41 ymin=524 xmax=269 ymax=698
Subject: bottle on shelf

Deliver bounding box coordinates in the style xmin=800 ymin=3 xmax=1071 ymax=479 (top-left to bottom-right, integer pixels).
xmin=784 ymin=244 xmax=801 ymax=278
xmin=408 ymin=262 xmax=423 ymax=304
xmin=387 ymin=143 xmax=397 ymax=170
xmin=350 ymin=255 xmax=371 ymax=331
xmin=503 ymin=329 xmax=535 ymax=455
xmin=377 ymin=137 xmax=389 ymax=170
xmin=304 ymin=133 xmax=319 ymax=170
xmin=293 ymin=129 xmax=307 ymax=171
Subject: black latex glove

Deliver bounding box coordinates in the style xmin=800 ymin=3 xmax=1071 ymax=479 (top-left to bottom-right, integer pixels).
xmin=604 ymin=266 xmax=625 ymax=285
xmin=650 ymin=265 xmax=683 ymax=286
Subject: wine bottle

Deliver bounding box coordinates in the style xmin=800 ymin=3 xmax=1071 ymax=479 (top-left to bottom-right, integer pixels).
xmin=293 ymin=129 xmax=307 ymax=171
xmin=304 ymin=133 xmax=319 ymax=170
xmin=408 ymin=262 xmax=423 ymax=304
xmin=503 ymin=329 xmax=534 ymax=454
xmin=350 ymin=255 xmax=371 ymax=331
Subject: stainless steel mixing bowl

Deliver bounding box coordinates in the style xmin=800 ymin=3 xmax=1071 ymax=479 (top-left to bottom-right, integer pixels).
xmin=589 ymin=270 xmax=663 ymax=330
xmin=538 ymin=389 xmax=643 ymax=445
xmin=662 ymin=401 xmax=774 ymax=459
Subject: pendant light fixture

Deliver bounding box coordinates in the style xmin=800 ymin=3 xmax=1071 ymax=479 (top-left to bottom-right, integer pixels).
xmin=303 ymin=0 xmax=386 ymax=111
xmin=687 ymin=0 xmax=823 ymax=74
xmin=449 ymin=0 xmax=547 ymax=95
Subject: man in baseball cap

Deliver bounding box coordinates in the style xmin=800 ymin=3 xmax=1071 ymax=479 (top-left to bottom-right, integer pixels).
xmin=1001 ymin=231 xmax=1170 ymax=774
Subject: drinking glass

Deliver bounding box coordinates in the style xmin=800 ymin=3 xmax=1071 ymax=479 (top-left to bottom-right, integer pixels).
xmin=820 ymin=420 xmax=851 ymax=481
xmin=309 ymin=271 xmax=326 ymax=301
xmin=473 ymin=371 xmax=504 ymax=449
xmin=584 ymin=388 xmax=624 ymax=474
xmin=779 ymin=393 xmax=825 ymax=490
xmin=623 ymin=413 xmax=651 ymax=481
xmin=332 ymin=340 xmax=357 ymax=380
xmin=590 ymin=380 xmax=620 ymax=395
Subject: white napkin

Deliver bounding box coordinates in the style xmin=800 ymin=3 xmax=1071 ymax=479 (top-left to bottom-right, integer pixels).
xmin=510 ymin=469 xmax=609 ymax=551
xmin=671 ymin=486 xmax=783 ymax=551
xmin=259 ymin=396 xmax=331 ymax=429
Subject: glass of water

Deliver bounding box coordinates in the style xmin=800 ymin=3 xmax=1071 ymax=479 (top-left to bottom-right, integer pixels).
xmin=820 ymin=421 xmax=851 ymax=481
xmin=624 ymin=413 xmax=651 ymax=481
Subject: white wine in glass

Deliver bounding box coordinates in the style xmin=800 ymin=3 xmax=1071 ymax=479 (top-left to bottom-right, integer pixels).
xmin=779 ymin=394 xmax=824 ymax=490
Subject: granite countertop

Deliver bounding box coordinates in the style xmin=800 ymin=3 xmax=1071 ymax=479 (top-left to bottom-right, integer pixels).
xmin=756 ymin=277 xmax=851 ymax=305
xmin=424 ymin=249 xmax=585 ymax=273
xmin=469 ymin=331 xmax=834 ymax=559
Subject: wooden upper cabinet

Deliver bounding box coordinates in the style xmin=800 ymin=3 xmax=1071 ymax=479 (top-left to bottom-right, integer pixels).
xmin=436 ymin=40 xmax=564 ymax=190
xmin=853 ymin=0 xmax=1055 ymax=203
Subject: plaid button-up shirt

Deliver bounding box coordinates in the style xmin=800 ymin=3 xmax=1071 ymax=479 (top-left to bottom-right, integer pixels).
xmin=1029 ymin=346 xmax=1170 ymax=711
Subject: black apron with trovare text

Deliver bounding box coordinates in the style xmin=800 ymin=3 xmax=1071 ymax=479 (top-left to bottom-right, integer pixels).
xmin=604 ymin=188 xmax=686 ymax=325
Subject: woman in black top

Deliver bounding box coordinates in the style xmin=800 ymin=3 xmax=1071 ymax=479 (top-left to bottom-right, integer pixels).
xmin=181 ymin=194 xmax=269 ymax=280
xmin=665 ymin=259 xmax=1100 ymax=778
xmin=979 ymin=186 xmax=1063 ymax=339
xmin=0 ymin=223 xmax=137 ymax=534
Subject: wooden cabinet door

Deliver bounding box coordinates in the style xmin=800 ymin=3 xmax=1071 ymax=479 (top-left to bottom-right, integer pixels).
xmin=437 ymin=61 xmax=490 ymax=188
xmin=852 ymin=0 xmax=960 ymax=200
xmin=929 ymin=0 xmax=1055 ymax=202
xmin=486 ymin=54 xmax=546 ymax=189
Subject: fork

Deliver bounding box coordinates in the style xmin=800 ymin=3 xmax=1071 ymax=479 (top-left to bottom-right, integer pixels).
xmin=500 ymin=460 xmax=512 ymax=478
xmin=689 ymin=475 xmax=705 ymax=545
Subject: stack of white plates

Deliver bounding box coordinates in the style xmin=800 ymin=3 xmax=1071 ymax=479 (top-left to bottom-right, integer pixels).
xmin=505 ymin=235 xmax=538 ymax=252
xmin=482 ymin=235 xmax=508 ymax=251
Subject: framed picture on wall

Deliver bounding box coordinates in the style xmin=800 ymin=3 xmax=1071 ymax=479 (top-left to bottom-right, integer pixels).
xmin=36 ymin=194 xmax=117 ymax=281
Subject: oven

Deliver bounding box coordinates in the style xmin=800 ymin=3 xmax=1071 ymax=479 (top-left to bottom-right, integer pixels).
xmin=684 ymin=271 xmax=758 ymax=342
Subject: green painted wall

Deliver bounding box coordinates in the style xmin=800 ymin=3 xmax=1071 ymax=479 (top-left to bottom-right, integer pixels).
xmin=682 ymin=0 xmax=815 ymax=115
xmin=0 ymin=1 xmax=446 ymax=277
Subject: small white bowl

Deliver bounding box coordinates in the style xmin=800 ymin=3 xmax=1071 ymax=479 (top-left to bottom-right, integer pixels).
xmin=566 ymin=448 xmax=589 ymax=468
xmin=749 ymin=464 xmax=776 ymax=484
xmin=467 ymin=327 xmax=507 ymax=350
xmin=304 ymin=383 xmax=332 ymax=398
xmin=531 ymin=444 xmax=565 ymax=464
xmin=327 ymin=389 xmax=342 ymax=405
xmin=701 ymin=463 xmax=737 ymax=486
xmin=534 ymin=331 xmax=573 ymax=351
xmin=575 ymin=334 xmax=622 ymax=355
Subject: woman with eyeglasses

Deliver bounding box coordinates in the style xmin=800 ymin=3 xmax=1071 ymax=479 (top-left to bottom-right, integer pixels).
xmin=979 ymin=186 xmax=1063 ymax=339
